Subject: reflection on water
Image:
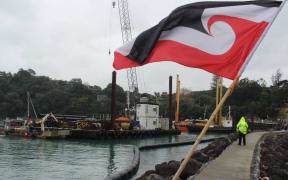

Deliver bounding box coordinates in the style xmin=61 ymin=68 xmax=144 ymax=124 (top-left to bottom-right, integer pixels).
xmin=0 ymin=133 xmax=225 ymax=180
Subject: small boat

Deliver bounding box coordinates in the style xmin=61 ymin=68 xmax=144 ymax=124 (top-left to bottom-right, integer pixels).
xmin=3 ymin=92 xmax=36 ymax=137
xmin=174 ymin=120 xmax=193 ymax=133
xmin=3 ymin=118 xmax=30 ymax=136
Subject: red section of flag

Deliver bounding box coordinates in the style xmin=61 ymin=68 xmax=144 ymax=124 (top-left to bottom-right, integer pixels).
xmin=113 ymin=15 xmax=268 ymax=80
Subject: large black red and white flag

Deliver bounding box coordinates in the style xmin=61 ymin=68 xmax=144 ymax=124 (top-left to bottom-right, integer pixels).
xmin=113 ymin=1 xmax=284 ymax=80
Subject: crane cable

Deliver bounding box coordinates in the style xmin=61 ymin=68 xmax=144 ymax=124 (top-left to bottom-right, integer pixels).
xmin=108 ymin=1 xmax=115 ymax=55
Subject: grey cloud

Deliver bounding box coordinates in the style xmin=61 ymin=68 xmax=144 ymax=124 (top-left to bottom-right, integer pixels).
xmin=0 ymin=0 xmax=287 ymax=94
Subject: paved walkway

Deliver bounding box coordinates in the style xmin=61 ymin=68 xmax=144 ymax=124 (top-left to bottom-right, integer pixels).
xmin=194 ymin=131 xmax=266 ymax=180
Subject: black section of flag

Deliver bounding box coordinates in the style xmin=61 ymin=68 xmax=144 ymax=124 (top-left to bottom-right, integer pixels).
xmin=127 ymin=0 xmax=281 ymax=64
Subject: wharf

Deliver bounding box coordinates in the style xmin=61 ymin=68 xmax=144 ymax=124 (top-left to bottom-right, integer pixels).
xmin=68 ymin=129 xmax=181 ymax=139
xmin=194 ymin=131 xmax=266 ymax=180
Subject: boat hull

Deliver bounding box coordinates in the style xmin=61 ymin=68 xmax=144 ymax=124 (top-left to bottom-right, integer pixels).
xmin=175 ymin=125 xmax=189 ymax=133
xmin=187 ymin=125 xmax=235 ymax=133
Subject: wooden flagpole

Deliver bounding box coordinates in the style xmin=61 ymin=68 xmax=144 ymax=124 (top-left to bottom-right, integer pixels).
xmin=172 ymin=76 xmax=239 ymax=180
xmin=172 ymin=1 xmax=286 ymax=179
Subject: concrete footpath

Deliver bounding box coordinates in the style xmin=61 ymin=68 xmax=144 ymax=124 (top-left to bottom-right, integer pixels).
xmin=194 ymin=131 xmax=266 ymax=180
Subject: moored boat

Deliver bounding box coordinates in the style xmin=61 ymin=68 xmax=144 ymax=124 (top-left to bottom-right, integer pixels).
xmin=174 ymin=120 xmax=193 ymax=133
xmin=187 ymin=119 xmax=235 ymax=133
xmin=3 ymin=118 xmax=30 ymax=136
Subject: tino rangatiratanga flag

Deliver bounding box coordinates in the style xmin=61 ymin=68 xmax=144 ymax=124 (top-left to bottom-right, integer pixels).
xmin=113 ymin=1 xmax=283 ymax=80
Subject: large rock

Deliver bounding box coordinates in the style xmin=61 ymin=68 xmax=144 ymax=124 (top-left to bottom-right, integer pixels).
xmin=155 ymin=162 xmax=178 ymax=178
xmin=202 ymin=143 xmax=217 ymax=154
xmin=164 ymin=175 xmax=182 ymax=180
xmin=270 ymin=175 xmax=283 ymax=180
xmin=167 ymin=160 xmax=180 ymax=174
xmin=191 ymin=152 xmax=209 ymax=163
xmin=228 ymin=133 xmax=238 ymax=141
xmin=260 ymin=170 xmax=268 ymax=178
xmin=283 ymin=162 xmax=288 ymax=170
xmin=268 ymin=167 xmax=288 ymax=180
xmin=180 ymin=159 xmax=202 ymax=179
xmin=262 ymin=153 xmax=282 ymax=167
xmin=145 ymin=174 xmax=165 ymax=180
xmin=215 ymin=137 xmax=230 ymax=149
xmin=205 ymin=149 xmax=218 ymax=160
xmin=136 ymin=170 xmax=157 ymax=180
xmin=260 ymin=147 xmax=271 ymax=157
xmin=276 ymin=169 xmax=288 ymax=179
xmin=223 ymin=136 xmax=232 ymax=145
xmin=213 ymin=143 xmax=226 ymax=157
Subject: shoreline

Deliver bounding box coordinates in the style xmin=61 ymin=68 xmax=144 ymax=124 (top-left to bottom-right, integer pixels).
xmin=135 ymin=133 xmax=239 ymax=180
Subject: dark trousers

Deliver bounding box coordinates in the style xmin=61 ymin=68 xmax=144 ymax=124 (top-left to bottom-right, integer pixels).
xmin=238 ymin=132 xmax=246 ymax=145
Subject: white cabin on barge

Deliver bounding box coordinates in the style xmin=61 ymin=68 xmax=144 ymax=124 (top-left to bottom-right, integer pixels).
xmin=136 ymin=103 xmax=159 ymax=130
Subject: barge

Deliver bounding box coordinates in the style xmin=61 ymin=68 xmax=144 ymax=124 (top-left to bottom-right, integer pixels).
xmin=3 ymin=113 xmax=181 ymax=139
xmin=187 ymin=119 xmax=234 ymax=133
xmin=187 ymin=124 xmax=235 ymax=133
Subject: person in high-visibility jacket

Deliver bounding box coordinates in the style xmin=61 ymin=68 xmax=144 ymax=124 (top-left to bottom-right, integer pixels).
xmin=237 ymin=116 xmax=248 ymax=145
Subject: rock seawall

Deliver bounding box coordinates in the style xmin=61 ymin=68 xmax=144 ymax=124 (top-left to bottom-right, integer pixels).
xmin=252 ymin=132 xmax=288 ymax=180
xmin=136 ymin=133 xmax=239 ymax=180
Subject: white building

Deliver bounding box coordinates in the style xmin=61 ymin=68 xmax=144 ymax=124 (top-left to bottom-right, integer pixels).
xmin=158 ymin=118 xmax=170 ymax=130
xmin=136 ymin=103 xmax=159 ymax=129
xmin=70 ymin=78 xmax=82 ymax=84
xmin=222 ymin=120 xmax=233 ymax=127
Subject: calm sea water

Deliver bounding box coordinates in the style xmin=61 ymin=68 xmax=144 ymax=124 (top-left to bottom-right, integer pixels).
xmin=0 ymin=133 xmax=225 ymax=180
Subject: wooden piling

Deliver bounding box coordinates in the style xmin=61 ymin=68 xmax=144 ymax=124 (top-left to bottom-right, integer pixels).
xmin=111 ymin=71 xmax=116 ymax=130
xmin=175 ymin=75 xmax=180 ymax=123
xmin=169 ymin=76 xmax=172 ymax=129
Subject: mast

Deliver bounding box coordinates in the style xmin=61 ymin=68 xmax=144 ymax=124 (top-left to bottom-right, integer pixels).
xmin=27 ymin=92 xmax=38 ymax=119
xmin=203 ymin=105 xmax=207 ymax=119
xmin=27 ymin=92 xmax=30 ymax=118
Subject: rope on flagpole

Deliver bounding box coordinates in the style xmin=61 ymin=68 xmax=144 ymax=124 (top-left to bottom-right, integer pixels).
xmin=238 ymin=0 xmax=287 ymax=77
xmin=172 ymin=76 xmax=239 ymax=180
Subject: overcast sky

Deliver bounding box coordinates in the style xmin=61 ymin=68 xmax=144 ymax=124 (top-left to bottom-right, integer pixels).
xmin=0 ymin=0 xmax=287 ymax=94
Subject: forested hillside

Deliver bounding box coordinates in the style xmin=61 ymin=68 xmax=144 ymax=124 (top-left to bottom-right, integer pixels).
xmin=0 ymin=69 xmax=287 ymax=121
xmin=0 ymin=69 xmax=126 ymax=118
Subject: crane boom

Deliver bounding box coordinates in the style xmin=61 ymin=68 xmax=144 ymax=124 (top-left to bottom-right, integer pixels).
xmin=117 ymin=0 xmax=138 ymax=94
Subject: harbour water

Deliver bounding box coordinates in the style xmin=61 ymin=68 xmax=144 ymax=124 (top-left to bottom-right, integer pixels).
xmin=0 ymin=133 xmax=225 ymax=180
